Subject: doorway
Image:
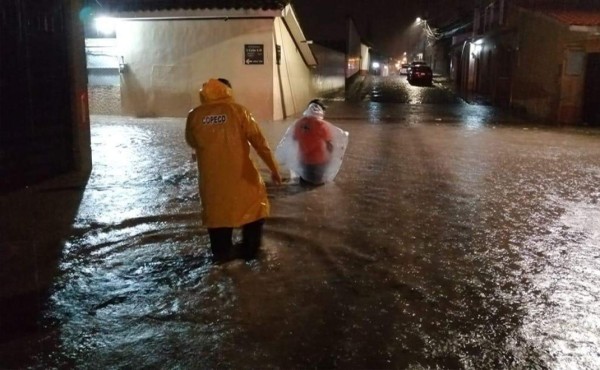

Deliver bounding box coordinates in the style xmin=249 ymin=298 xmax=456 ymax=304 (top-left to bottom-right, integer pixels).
xmin=583 ymin=53 xmax=600 ymax=126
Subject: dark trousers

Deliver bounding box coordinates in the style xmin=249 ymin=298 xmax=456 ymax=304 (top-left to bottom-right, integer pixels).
xmin=208 ymin=218 xmax=264 ymax=262
xmin=300 ymin=163 xmax=327 ymax=185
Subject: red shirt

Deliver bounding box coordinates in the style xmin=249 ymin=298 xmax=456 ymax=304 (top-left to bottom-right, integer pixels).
xmin=293 ymin=116 xmax=333 ymax=165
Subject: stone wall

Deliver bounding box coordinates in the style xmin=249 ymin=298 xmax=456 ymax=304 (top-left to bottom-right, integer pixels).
xmin=89 ymin=86 xmax=121 ymax=115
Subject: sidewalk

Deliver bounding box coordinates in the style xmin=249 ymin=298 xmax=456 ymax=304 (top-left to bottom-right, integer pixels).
xmin=433 ymin=74 xmax=492 ymax=106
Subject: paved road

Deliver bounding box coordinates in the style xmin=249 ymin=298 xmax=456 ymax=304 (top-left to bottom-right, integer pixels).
xmin=2 ymin=76 xmax=600 ymax=369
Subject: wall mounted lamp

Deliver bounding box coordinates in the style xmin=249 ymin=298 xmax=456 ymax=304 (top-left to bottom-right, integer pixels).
xmin=118 ymin=56 xmax=127 ymax=73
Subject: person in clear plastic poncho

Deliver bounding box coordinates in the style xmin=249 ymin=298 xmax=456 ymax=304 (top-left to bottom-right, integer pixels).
xmin=185 ymin=78 xmax=282 ymax=263
xmin=276 ymin=99 xmax=348 ymax=185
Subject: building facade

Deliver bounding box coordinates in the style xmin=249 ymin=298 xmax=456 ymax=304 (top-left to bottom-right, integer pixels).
xmin=85 ymin=2 xmax=317 ymax=121
xmin=462 ymin=0 xmax=600 ymax=125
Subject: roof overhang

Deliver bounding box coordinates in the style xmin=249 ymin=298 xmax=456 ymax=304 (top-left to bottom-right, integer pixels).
xmin=87 ymin=3 xmax=316 ymax=67
xmin=93 ymin=7 xmax=281 ymax=20
xmin=569 ymin=25 xmax=600 ymax=35
xmin=281 ymin=4 xmax=317 ymax=66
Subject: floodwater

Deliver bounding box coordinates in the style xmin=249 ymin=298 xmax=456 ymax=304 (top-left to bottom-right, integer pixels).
xmin=5 ymin=76 xmax=600 ymax=369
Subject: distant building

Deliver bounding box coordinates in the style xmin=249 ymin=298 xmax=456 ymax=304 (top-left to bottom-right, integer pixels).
xmin=308 ymin=17 xmax=371 ymax=101
xmin=431 ymin=17 xmax=473 ymax=78
xmin=308 ymin=41 xmax=346 ymax=99
xmin=460 ymin=0 xmax=600 ymax=125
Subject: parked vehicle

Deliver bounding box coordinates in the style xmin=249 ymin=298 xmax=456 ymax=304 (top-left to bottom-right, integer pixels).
xmin=406 ymin=60 xmax=427 ymax=76
xmin=407 ymin=65 xmax=433 ymax=85
xmin=399 ymin=63 xmax=410 ymax=75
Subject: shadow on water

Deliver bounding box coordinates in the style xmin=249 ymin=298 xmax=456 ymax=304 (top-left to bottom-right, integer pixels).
xmin=0 ymin=172 xmax=89 ymax=368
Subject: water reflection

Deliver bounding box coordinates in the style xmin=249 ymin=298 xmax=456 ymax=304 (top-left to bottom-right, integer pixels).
xmin=26 ymin=110 xmax=600 ymax=369
xmin=326 ymin=76 xmax=515 ymax=129
xmin=366 ymin=101 xmax=383 ymax=123
xmin=520 ymin=199 xmax=600 ymax=368
xmin=406 ymin=81 xmax=426 ymax=104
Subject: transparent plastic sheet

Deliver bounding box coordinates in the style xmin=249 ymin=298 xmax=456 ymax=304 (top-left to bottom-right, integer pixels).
xmin=275 ymin=121 xmax=349 ymax=183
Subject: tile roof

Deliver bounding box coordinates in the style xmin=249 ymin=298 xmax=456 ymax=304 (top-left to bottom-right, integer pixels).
xmin=516 ymin=0 xmax=599 ymax=9
xmin=517 ymin=0 xmax=600 ymax=26
xmin=544 ymin=10 xmax=600 ymax=26
xmin=85 ymin=0 xmax=290 ymax=12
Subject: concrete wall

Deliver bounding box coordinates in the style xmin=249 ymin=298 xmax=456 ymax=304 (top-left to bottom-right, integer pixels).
xmin=347 ymin=18 xmax=361 ymax=78
xmin=69 ymin=0 xmax=92 ymax=176
xmin=505 ymin=6 xmax=600 ymax=124
xmin=360 ymin=44 xmax=370 ymax=74
xmin=309 ymin=44 xmax=346 ymax=98
xmin=272 ymin=16 xmax=314 ymax=120
xmin=89 ymin=85 xmax=121 ymax=115
xmin=508 ymin=8 xmax=562 ymax=121
xmin=115 ymin=18 xmax=275 ymax=121
xmin=86 ymin=37 xmax=122 ymax=115
xmin=111 ymin=13 xmax=313 ymax=122
xmin=557 ymin=32 xmax=600 ymax=124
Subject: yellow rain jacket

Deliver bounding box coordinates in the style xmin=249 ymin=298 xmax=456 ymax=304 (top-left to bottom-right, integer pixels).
xmin=185 ymin=79 xmax=279 ymax=228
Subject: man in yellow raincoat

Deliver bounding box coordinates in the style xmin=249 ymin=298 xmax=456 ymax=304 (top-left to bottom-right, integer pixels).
xmin=185 ymin=78 xmax=282 ymax=263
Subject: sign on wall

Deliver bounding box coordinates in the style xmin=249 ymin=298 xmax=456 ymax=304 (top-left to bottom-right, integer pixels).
xmin=244 ymin=44 xmax=264 ymax=65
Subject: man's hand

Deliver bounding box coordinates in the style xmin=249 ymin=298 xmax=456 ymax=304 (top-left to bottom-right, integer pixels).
xmin=271 ymin=171 xmax=282 ymax=185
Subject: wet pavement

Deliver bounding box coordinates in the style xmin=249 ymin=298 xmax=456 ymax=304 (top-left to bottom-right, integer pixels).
xmin=1 ymin=75 xmax=600 ymax=369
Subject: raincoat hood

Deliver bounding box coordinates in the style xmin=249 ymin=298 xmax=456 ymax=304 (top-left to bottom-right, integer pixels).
xmin=303 ymin=102 xmax=325 ymax=120
xmin=199 ymin=79 xmax=234 ymax=105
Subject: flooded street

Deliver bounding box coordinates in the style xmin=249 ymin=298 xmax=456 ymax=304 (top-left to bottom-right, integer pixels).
xmin=2 ymin=76 xmax=600 ymax=369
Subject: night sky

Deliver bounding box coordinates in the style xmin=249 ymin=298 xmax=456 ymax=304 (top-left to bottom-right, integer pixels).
xmin=291 ymin=0 xmax=475 ymax=57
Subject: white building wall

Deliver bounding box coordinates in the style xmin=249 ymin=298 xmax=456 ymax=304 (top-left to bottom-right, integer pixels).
xmin=360 ymin=44 xmax=370 ymax=73
xmin=115 ymin=18 xmax=275 ymax=120
xmin=272 ymin=17 xmax=313 ymax=121
xmin=347 ymin=18 xmax=362 ymax=78
xmin=310 ymin=44 xmax=346 ymax=98
xmin=86 ymin=38 xmax=122 ymax=115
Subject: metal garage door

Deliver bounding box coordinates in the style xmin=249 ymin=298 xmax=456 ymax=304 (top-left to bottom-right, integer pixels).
xmin=0 ymin=0 xmax=74 ymax=190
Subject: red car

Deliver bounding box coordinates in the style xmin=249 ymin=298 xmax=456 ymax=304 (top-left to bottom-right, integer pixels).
xmin=407 ymin=65 xmax=433 ymax=85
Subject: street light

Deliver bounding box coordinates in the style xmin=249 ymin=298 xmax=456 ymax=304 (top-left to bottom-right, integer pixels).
xmin=415 ymin=16 xmax=440 ymax=47
xmin=420 ymin=18 xmax=439 ymax=40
